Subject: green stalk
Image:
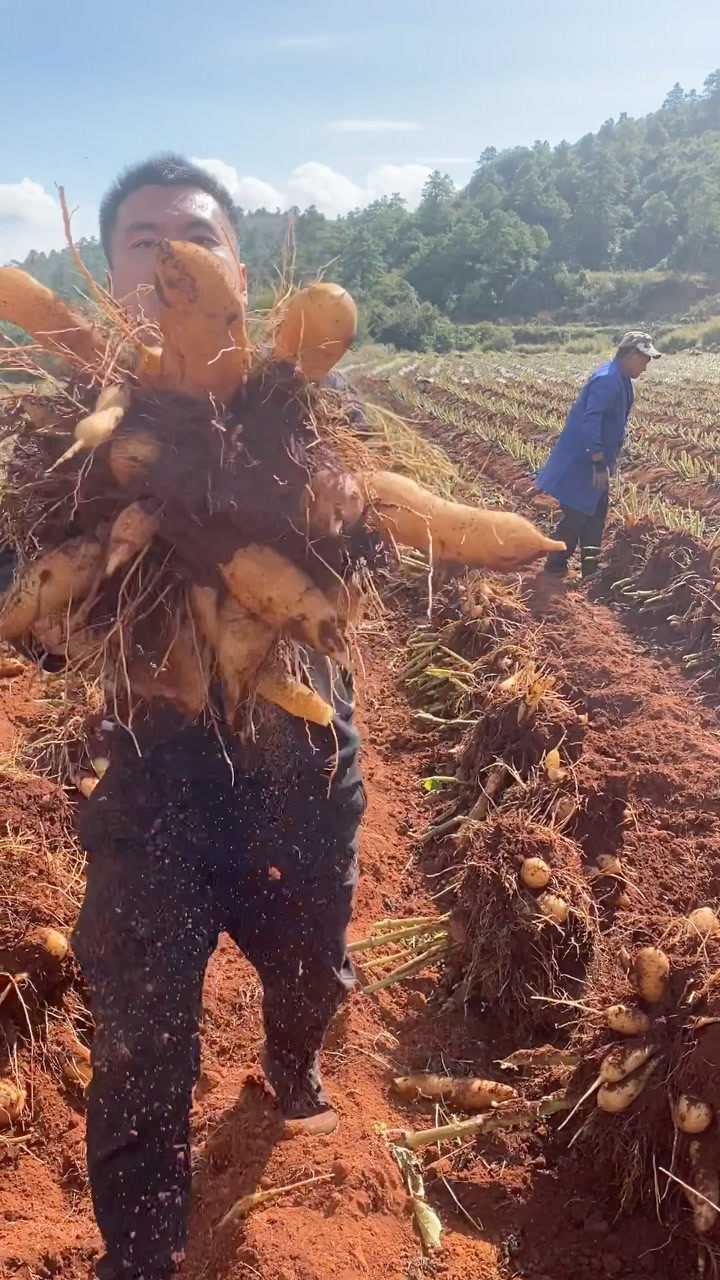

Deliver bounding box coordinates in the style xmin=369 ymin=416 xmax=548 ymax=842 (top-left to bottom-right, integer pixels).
xmin=361 ymin=941 xmax=449 ymax=995
xmin=372 ymin=914 xmax=445 ymax=930
xmin=399 ymin=1109 xmax=529 ymax=1151
xmin=349 ymin=917 xmax=450 ymax=953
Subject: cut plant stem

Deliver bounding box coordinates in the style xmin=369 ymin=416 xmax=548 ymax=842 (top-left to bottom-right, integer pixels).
xmin=419 ymin=815 xmax=464 ymax=846
xmin=216 ymin=1172 xmax=334 ymax=1232
xmin=361 ymin=941 xmax=450 ymax=995
xmin=372 ymin=915 xmax=444 ymax=931
xmin=397 ymin=1109 xmax=533 ymax=1152
xmin=349 ymin=916 xmax=450 ymax=953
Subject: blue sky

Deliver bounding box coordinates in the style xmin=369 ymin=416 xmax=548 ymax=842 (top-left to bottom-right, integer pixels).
xmin=1 ymin=0 xmax=718 ymax=261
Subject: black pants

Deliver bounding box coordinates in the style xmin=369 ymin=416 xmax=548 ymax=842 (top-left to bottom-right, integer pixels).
xmin=545 ymin=490 xmax=609 ymax=578
xmin=73 ymin=717 xmax=364 ymax=1280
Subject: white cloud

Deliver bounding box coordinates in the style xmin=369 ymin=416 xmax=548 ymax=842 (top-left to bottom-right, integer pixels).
xmin=286 ymin=163 xmax=363 ymax=216
xmin=1 ymin=157 xmax=434 ymax=263
xmin=196 ymin=157 xmax=435 ymax=219
xmin=329 ymin=119 xmax=421 ymax=134
xmin=191 ymin=157 xmax=283 ymax=210
xmin=365 ymin=163 xmax=431 ymax=208
xmin=0 ymin=178 xmax=96 ymax=266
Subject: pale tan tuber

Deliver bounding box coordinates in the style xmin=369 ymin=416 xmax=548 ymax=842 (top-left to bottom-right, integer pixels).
xmin=519 ymin=857 xmax=551 ymax=890
xmin=675 ymin=1095 xmax=714 ymax=1135
xmin=631 ymin=946 xmax=670 ymax=1003
xmin=605 ymin=1004 xmax=651 ymax=1037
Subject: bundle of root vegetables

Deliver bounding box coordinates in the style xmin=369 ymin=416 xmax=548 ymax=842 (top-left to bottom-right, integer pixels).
xmin=0 ymin=234 xmax=563 ymax=743
xmin=390 ymin=573 xmax=720 ymax=1251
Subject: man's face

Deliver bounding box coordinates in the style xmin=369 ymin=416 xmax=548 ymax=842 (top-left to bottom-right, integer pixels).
xmin=108 ymin=184 xmax=244 ymax=322
xmin=622 ymin=350 xmax=652 ymax=379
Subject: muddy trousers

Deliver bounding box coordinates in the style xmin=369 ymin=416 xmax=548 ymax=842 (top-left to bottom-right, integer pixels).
xmin=545 ymin=490 xmax=609 ymax=578
xmin=73 ymin=737 xmax=364 ymax=1280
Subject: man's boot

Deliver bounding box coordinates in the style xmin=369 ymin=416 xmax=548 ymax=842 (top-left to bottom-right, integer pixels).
xmin=581 ymin=544 xmax=602 ymax=579
xmin=262 ymin=1046 xmax=339 ymax=1135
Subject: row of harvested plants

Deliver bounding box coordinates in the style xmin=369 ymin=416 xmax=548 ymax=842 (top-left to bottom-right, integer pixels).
xmin=595 ymin=523 xmax=720 ymax=695
xmin=363 ymin=568 xmax=720 ymax=1255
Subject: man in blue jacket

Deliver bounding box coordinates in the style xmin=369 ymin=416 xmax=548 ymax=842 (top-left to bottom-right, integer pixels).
xmin=536 ymin=331 xmax=660 ymax=577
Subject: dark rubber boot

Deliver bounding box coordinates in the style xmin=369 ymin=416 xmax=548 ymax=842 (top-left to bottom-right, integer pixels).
xmin=261 ymin=1047 xmax=339 ymax=1135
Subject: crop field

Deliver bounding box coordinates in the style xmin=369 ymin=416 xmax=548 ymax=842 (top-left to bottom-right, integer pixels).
xmin=350 ymin=347 xmax=720 ymax=695
xmin=4 ymin=347 xmax=720 ymax=1280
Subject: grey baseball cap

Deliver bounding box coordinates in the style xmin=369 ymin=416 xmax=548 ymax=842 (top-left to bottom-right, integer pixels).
xmin=617 ymin=330 xmax=661 ymax=358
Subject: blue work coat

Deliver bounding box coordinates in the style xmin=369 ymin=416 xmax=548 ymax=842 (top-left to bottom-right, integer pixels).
xmin=535 ymin=359 xmax=633 ymax=515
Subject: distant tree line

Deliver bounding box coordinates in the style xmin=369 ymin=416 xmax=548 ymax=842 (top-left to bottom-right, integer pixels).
xmin=7 ymin=72 xmax=720 ymax=352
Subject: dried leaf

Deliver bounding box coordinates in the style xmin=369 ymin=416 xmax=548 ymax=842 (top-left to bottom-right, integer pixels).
xmin=544 ymin=747 xmax=566 ymax=783
xmin=412 ymin=1197 xmax=443 ymax=1252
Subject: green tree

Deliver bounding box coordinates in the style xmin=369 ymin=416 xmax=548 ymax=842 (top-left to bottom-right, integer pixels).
xmin=338 ymin=227 xmax=385 ymax=295
xmin=622 ymin=192 xmax=678 ymax=267
xmin=415 ymin=171 xmax=456 ymax=236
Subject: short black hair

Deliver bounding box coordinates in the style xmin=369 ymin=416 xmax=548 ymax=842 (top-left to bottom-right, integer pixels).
xmin=99 ymin=153 xmax=237 ymax=259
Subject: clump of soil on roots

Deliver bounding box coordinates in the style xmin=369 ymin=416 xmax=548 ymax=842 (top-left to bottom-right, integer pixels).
xmin=558 ymin=901 xmax=720 ymax=1223
xmin=453 ymin=811 xmax=597 ymax=1036
xmin=404 ymin=572 xmax=599 ymax=1032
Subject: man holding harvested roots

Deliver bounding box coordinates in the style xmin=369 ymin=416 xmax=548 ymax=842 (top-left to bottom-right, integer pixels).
xmin=70 ymin=156 xmax=366 ymax=1280
xmin=536 ymin=331 xmax=660 ymax=578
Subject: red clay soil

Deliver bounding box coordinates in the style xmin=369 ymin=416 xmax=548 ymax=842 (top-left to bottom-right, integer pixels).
xmin=3 ymin=576 xmax=720 ymax=1279
xmin=0 ymin=645 xmax=498 ymax=1280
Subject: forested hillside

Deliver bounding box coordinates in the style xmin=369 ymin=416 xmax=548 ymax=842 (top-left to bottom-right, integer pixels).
xmin=8 ymin=72 xmax=720 ymax=352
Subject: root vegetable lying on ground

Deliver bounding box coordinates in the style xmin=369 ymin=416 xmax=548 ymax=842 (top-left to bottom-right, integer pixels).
xmin=686 ymin=907 xmax=720 ymax=938
xmin=29 ymin=927 xmax=69 ymax=963
xmin=561 ymin=1040 xmax=660 ymax=1126
xmin=631 ymin=946 xmax=670 ymax=1003
xmin=537 ymin=891 xmax=569 ymax=925
xmin=519 ymin=856 xmax=551 ymax=889
xmin=392 ymin=1073 xmax=517 ymax=1110
xmin=63 ymin=1043 xmax=93 ymax=1093
xmin=686 ymin=1136 xmax=720 ymax=1235
xmin=596 ymin=854 xmax=623 ymax=877
xmin=605 ymin=1004 xmax=651 ymax=1036
xmin=675 ymin=1095 xmax=714 ymax=1134
xmin=217 ymin=1172 xmax=335 ymax=1233
xmin=0 ymin=539 xmax=103 ymax=640
xmin=0 ymin=1081 xmax=25 ymax=1128
xmin=364 ymin=470 xmax=566 ymax=569
xmin=599 ymin=1040 xmax=657 ymax=1084
xmin=596 ymin=1055 xmax=661 ymax=1113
